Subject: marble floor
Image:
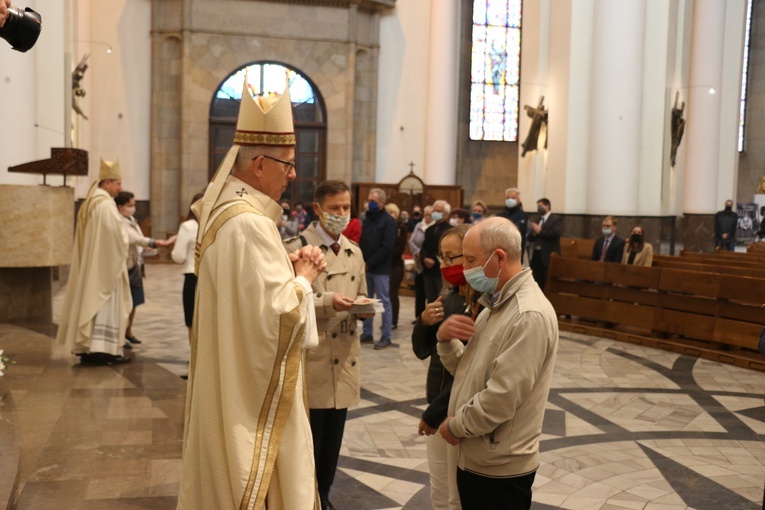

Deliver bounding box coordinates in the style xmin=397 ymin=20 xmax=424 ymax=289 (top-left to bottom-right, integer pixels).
xmin=1 ymin=263 xmax=765 ymax=509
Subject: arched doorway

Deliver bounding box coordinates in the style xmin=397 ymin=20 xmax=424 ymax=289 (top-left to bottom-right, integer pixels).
xmin=209 ymin=62 xmax=327 ymax=207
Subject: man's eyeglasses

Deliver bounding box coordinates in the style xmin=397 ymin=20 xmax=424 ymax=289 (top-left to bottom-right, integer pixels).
xmin=253 ymin=154 xmax=296 ymax=170
xmin=437 ymin=253 xmax=463 ymax=265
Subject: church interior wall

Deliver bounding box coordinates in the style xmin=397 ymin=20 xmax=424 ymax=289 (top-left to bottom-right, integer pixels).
xmin=718 ymin=0 xmax=747 ymax=206
xmin=456 ymin=0 xmax=518 ymax=210
xmin=151 ymin=0 xmax=386 ymax=236
xmin=0 ymin=0 xmax=759 ymax=253
xmin=549 ymin=0 xmax=591 ymax=215
xmin=375 ymin=1 xmax=430 ymax=185
xmin=737 ymin=0 xmax=765 ymax=204
xmin=0 ymin=38 xmax=39 ymax=186
xmin=517 ymin=0 xmax=550 ymax=213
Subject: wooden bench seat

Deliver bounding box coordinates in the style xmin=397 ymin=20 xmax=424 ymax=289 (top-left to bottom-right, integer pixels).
xmin=545 ymin=254 xmax=765 ymax=372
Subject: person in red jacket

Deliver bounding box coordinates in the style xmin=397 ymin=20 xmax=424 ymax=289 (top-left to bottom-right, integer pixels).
xmin=343 ymin=202 xmax=362 ymax=243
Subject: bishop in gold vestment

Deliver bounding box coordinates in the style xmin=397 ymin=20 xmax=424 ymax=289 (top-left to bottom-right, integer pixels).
xmin=56 ymin=160 xmax=132 ymax=362
xmin=177 ymin=77 xmax=325 ymax=510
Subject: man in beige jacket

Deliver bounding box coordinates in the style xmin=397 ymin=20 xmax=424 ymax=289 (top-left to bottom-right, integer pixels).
xmin=284 ymin=181 xmax=369 ymax=510
xmin=436 ymin=217 xmax=559 ymax=510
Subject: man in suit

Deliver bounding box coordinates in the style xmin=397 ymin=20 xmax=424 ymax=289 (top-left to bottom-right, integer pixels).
xmin=591 ymin=216 xmax=625 ymax=263
xmin=284 ymin=181 xmax=369 ymax=510
xmin=714 ymin=200 xmax=737 ymax=251
xmin=528 ymin=198 xmax=563 ymax=289
xmin=420 ymin=199 xmax=453 ymax=302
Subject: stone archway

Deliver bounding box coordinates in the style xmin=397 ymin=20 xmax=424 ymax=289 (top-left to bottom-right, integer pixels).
xmin=209 ymin=62 xmax=327 ymax=207
xmin=149 ymin=0 xmax=390 ymax=237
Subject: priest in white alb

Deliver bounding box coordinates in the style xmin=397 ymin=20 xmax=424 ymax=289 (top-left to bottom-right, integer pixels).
xmin=56 ymin=159 xmax=133 ymax=365
xmin=177 ymin=77 xmax=326 ymax=510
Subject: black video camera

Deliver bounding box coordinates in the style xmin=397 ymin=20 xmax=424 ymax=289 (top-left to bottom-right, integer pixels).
xmin=0 ymin=4 xmax=41 ymax=52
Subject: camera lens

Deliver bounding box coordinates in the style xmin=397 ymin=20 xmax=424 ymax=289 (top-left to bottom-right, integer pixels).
xmin=0 ymin=5 xmax=42 ymax=53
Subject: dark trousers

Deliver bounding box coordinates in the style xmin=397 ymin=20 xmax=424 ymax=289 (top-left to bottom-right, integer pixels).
xmin=530 ymin=252 xmax=548 ymax=289
xmin=182 ymin=273 xmax=197 ymax=328
xmin=310 ymin=408 xmax=348 ymax=502
xmin=390 ymin=264 xmax=404 ymax=327
xmin=423 ymin=272 xmax=444 ymax=303
xmin=414 ymin=272 xmax=426 ymax=318
xmin=457 ymin=468 xmax=536 ymax=510
xmin=716 ymin=239 xmax=736 ymax=251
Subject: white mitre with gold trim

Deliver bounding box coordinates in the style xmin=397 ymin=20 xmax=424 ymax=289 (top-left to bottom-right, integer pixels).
xmin=99 ymin=158 xmax=121 ymax=180
xmin=233 ymin=81 xmax=295 ymax=147
xmin=193 ymin=75 xmax=295 ymax=261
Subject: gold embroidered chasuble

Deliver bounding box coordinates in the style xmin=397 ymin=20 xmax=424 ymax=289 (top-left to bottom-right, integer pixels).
xmin=177 ymin=176 xmax=320 ymax=510
xmin=55 ymin=184 xmax=131 ymax=355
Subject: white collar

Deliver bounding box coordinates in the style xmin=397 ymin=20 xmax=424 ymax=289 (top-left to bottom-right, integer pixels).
xmin=315 ymin=222 xmax=343 ymax=247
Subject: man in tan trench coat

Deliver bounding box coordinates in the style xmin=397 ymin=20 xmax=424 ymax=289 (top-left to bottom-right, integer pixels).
xmin=284 ymin=181 xmax=369 ymax=510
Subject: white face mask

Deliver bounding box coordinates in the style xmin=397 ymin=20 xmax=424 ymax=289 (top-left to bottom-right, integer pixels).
xmin=123 ymin=205 xmax=136 ymax=218
xmin=449 ymin=217 xmax=459 ymax=227
xmin=318 ymin=206 xmax=351 ymax=235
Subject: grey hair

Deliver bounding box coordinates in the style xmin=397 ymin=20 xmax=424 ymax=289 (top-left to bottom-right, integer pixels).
xmin=433 ymin=199 xmax=451 ymax=215
xmin=474 ymin=217 xmax=522 ymax=262
xmin=233 ymin=145 xmax=281 ymax=174
xmin=505 ymin=187 xmax=519 ymax=195
xmin=370 ymin=188 xmax=387 ymax=204
xmin=423 ymin=205 xmax=433 ymax=214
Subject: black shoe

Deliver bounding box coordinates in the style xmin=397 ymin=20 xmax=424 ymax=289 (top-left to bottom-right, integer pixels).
xmin=108 ymin=355 xmax=132 ymax=365
xmin=123 ymin=342 xmax=133 ymax=350
xmin=391 ymin=324 xmax=398 ymax=330
xmin=360 ymin=334 xmax=374 ymax=344
xmin=125 ymin=335 xmax=142 ymax=344
xmin=180 ymin=374 xmax=188 ymax=380
xmin=79 ymin=353 xmax=131 ymax=366
xmin=374 ymin=338 xmax=392 ymax=350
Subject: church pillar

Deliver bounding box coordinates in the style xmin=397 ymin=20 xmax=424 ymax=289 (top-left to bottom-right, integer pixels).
xmin=586 ymin=0 xmax=646 ymax=215
xmin=683 ymin=0 xmax=725 ymax=213
xmin=423 ymin=0 xmax=459 ymax=186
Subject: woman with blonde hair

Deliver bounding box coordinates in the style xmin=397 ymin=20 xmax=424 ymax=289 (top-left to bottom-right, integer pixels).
xmin=470 ymin=200 xmax=488 ymax=222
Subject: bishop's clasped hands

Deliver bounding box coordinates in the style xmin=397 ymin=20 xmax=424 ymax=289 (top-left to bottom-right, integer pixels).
xmin=289 ymin=244 xmax=328 ymax=283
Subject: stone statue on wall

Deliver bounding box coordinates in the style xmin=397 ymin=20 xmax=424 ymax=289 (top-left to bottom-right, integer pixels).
xmin=670 ymin=91 xmax=685 ymax=167
xmin=756 ymin=176 xmax=765 ymax=194
xmin=72 ymin=54 xmax=89 ymax=120
xmin=521 ymin=96 xmax=548 ymax=157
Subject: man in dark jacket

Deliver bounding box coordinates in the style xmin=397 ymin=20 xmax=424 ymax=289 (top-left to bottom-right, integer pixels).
xmin=528 ymin=198 xmax=563 ymax=289
xmin=499 ymin=187 xmax=529 ymax=259
xmin=359 ymin=188 xmax=399 ymax=349
xmin=714 ymin=200 xmax=738 ymax=251
xmin=420 ymin=200 xmax=453 ymax=302
xmin=591 ymin=216 xmax=625 ymax=263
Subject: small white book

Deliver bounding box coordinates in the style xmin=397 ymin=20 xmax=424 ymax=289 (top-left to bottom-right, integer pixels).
xmin=349 ymin=297 xmax=384 ymax=315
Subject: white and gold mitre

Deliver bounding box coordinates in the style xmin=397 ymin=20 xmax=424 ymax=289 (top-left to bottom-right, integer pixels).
xmin=99 ymin=158 xmax=121 ymax=180
xmin=233 ymin=78 xmax=295 ymax=147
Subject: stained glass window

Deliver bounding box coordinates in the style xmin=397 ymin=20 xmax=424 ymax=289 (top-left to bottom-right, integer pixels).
xmin=738 ymin=0 xmax=753 ymax=152
xmin=214 ymin=63 xmax=315 ymax=106
xmin=469 ymin=0 xmax=522 ymax=142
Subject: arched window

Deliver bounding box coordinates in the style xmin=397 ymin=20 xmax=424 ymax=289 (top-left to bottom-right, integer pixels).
xmin=469 ymin=0 xmax=522 ymax=142
xmin=209 ymin=62 xmax=327 ymax=206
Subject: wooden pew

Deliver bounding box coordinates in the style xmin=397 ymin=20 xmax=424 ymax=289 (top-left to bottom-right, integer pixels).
xmin=545 ymin=255 xmax=765 ymax=372
xmin=559 ymin=238 xmax=596 ymax=260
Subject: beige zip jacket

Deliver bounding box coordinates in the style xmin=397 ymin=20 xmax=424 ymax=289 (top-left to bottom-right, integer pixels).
xmin=438 ymin=267 xmax=559 ymax=478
